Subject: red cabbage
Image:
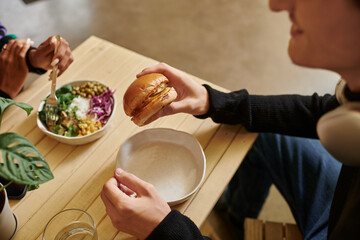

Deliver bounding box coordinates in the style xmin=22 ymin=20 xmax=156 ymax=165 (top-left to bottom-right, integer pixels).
xmin=88 ymin=89 xmax=115 ymax=126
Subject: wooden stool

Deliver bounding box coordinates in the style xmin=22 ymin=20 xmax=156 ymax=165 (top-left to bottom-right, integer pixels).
xmin=244 ymin=218 xmax=302 ymax=240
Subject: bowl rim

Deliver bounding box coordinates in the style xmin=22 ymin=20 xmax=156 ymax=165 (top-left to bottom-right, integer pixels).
xmin=37 ymin=80 xmax=116 ymax=140
xmin=116 ymin=127 xmax=206 ymax=205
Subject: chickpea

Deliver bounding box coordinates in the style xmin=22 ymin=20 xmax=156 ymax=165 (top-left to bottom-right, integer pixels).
xmin=77 ymin=117 xmax=103 ymax=136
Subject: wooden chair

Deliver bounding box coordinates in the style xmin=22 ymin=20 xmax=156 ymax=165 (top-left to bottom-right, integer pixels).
xmin=200 ymin=219 xmax=222 ymax=240
xmin=244 ymin=218 xmax=302 ymax=240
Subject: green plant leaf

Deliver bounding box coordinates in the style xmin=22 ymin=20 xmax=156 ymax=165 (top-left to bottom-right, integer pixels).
xmin=0 ymin=132 xmax=54 ymax=190
xmin=27 ymin=184 xmax=39 ymax=191
xmin=0 ymin=97 xmax=33 ymax=128
xmin=0 ymin=97 xmax=33 ymax=115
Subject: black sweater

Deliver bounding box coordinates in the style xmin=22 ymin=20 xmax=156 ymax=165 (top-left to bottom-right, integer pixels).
xmin=147 ymin=85 xmax=360 ymax=240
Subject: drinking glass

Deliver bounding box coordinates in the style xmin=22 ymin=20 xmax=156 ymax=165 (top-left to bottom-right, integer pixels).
xmin=43 ymin=209 xmax=98 ymax=240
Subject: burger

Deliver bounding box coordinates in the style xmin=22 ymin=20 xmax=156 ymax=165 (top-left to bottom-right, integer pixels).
xmin=123 ymin=73 xmax=177 ymax=126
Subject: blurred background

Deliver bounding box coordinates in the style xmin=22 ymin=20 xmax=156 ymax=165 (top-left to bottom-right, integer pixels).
xmin=0 ymin=0 xmax=340 ymax=238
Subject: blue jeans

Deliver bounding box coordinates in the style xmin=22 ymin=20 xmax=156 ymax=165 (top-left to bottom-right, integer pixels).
xmin=222 ymin=133 xmax=341 ymax=240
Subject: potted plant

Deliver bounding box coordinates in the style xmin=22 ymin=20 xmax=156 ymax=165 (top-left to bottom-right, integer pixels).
xmin=0 ymin=97 xmax=54 ymax=240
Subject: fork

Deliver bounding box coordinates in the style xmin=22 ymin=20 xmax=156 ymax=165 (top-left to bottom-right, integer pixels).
xmin=45 ymin=35 xmax=61 ymax=128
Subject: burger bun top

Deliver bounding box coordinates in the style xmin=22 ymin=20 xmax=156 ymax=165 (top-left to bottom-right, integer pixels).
xmin=123 ymin=73 xmax=169 ymax=116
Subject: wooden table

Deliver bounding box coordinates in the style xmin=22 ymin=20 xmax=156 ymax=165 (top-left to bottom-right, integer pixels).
xmin=2 ymin=36 xmax=257 ymax=240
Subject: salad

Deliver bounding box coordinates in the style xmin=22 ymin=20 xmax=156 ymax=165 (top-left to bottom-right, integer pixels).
xmin=39 ymin=81 xmax=115 ymax=137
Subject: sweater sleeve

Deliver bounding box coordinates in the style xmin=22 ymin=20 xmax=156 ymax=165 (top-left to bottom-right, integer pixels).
xmin=0 ymin=89 xmax=11 ymax=99
xmin=196 ymin=84 xmax=340 ymax=138
xmin=0 ymin=21 xmax=6 ymax=40
xmin=146 ymin=210 xmax=211 ymax=240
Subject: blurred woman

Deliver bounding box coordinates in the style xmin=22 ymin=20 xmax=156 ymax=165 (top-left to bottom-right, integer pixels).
xmin=0 ymin=21 xmax=73 ymax=99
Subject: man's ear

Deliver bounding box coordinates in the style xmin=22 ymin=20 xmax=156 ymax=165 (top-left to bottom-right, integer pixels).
xmin=317 ymin=102 xmax=360 ymax=166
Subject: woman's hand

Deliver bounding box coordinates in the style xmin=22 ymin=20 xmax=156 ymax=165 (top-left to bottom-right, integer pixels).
xmin=101 ymin=168 xmax=171 ymax=240
xmin=28 ymin=35 xmax=73 ymax=76
xmin=136 ymin=63 xmax=210 ymax=125
xmin=0 ymin=38 xmax=32 ymax=98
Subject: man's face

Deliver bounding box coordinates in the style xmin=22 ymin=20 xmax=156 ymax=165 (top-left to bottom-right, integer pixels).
xmin=269 ymin=0 xmax=360 ymax=73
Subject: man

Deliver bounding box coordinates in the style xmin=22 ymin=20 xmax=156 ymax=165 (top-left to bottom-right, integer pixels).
xmin=101 ymin=0 xmax=360 ymax=239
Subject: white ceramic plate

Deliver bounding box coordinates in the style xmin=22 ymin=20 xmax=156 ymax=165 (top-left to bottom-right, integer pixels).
xmin=37 ymin=80 xmax=116 ymax=145
xmin=116 ymin=128 xmax=206 ymax=206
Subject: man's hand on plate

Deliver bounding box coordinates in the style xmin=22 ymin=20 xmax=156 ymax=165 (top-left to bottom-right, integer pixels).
xmin=101 ymin=168 xmax=171 ymax=239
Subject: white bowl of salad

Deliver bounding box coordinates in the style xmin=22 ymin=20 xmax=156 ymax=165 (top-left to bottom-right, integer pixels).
xmin=37 ymin=80 xmax=116 ymax=145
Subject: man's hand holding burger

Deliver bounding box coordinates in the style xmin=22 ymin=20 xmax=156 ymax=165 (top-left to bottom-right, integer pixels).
xmin=123 ymin=71 xmax=178 ymax=126
xmin=123 ymin=62 xmax=210 ymax=126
